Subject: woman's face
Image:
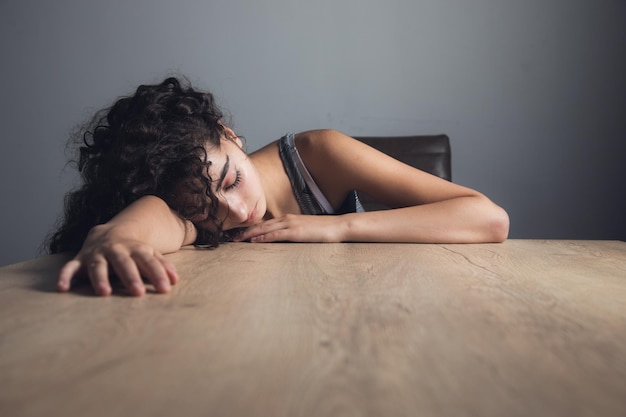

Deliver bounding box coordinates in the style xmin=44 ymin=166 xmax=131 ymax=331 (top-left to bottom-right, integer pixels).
xmin=198 ymin=136 xmax=267 ymax=232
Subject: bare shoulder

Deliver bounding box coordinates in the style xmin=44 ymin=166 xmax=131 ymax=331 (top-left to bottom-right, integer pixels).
xmin=294 ymin=129 xmax=361 ymax=156
xmin=248 ymin=131 xmax=353 ymax=177
xmin=291 ymin=130 xmax=373 ymax=207
xmin=293 ymin=129 xmax=407 ymax=205
xmin=293 ymin=129 xmax=381 ymax=175
xmin=293 ymin=129 xmax=404 ymax=180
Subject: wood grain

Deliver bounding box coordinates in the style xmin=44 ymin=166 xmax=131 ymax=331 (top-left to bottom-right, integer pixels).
xmin=1 ymin=240 xmax=625 ymax=417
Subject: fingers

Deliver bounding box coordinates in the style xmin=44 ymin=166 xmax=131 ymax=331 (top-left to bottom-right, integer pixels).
xmin=238 ymin=221 xmax=278 ymax=242
xmin=130 ymin=252 xmax=175 ymax=294
xmin=57 ymin=257 xmax=113 ymax=296
xmin=108 ymin=252 xmax=146 ymax=296
xmin=237 ymin=214 xmax=342 ymax=243
xmin=239 ymin=217 xmax=294 ymax=243
xmin=57 ymin=245 xmax=179 ymax=296
xmin=87 ymin=258 xmax=113 ymax=296
xmin=156 ymin=253 xmax=180 ymax=285
xmin=107 ymin=248 xmax=178 ymax=296
xmin=57 ymin=259 xmax=82 ymax=293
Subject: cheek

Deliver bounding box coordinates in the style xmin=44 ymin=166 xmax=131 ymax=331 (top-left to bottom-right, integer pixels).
xmin=245 ymin=180 xmax=262 ymax=202
xmin=245 ymin=168 xmax=263 ymax=196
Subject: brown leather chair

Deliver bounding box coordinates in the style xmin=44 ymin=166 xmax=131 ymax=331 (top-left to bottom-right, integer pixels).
xmin=353 ymin=134 xmax=452 ymax=211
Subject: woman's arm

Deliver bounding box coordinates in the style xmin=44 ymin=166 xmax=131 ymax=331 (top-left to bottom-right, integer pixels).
xmin=240 ymin=130 xmax=509 ymax=244
xmin=57 ymin=195 xmax=197 ymax=296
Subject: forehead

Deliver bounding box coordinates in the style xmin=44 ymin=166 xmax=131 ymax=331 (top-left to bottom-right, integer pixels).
xmin=203 ymin=137 xmax=239 ymax=162
xmin=204 ymin=139 xmax=242 ymax=178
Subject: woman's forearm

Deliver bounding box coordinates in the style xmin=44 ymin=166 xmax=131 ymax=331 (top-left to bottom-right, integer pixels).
xmin=341 ymin=195 xmax=509 ymax=243
xmin=92 ymin=195 xmax=197 ymax=253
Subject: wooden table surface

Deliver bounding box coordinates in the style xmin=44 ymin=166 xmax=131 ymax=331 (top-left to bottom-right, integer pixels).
xmin=1 ymin=240 xmax=625 ymax=417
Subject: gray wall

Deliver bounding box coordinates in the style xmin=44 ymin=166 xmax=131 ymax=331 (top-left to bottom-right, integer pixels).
xmin=1 ymin=0 xmax=625 ymax=266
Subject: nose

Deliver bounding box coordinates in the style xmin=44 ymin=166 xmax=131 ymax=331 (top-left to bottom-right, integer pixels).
xmin=218 ymin=195 xmax=248 ymax=227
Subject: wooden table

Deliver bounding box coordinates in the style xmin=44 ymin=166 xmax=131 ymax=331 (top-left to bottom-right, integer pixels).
xmin=1 ymin=240 xmax=625 ymax=417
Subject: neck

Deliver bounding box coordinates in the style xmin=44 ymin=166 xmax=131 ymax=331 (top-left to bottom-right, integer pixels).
xmin=250 ymin=143 xmax=301 ymax=219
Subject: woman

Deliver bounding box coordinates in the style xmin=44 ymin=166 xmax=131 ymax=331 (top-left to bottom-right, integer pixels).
xmin=49 ymin=77 xmax=509 ymax=296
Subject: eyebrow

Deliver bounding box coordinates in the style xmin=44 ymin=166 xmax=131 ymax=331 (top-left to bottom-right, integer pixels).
xmin=215 ymin=155 xmax=230 ymax=193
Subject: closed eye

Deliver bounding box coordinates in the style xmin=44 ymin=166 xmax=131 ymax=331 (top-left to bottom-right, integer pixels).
xmin=225 ymin=170 xmax=242 ymax=191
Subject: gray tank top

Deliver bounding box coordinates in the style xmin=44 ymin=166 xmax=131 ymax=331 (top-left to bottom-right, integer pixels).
xmin=278 ymin=133 xmax=363 ymax=215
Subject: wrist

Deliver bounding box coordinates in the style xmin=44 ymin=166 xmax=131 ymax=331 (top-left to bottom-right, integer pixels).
xmin=336 ymin=213 xmax=359 ymax=242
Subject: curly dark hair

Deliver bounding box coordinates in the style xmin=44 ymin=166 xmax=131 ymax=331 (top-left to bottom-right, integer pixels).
xmin=46 ymin=77 xmax=233 ymax=254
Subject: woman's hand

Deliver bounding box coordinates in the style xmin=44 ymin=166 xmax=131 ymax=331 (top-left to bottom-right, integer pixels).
xmin=236 ymin=214 xmax=347 ymax=243
xmin=56 ymin=224 xmax=179 ymax=296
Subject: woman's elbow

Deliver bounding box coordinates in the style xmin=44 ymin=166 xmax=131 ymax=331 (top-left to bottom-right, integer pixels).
xmin=486 ymin=205 xmax=510 ymax=243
